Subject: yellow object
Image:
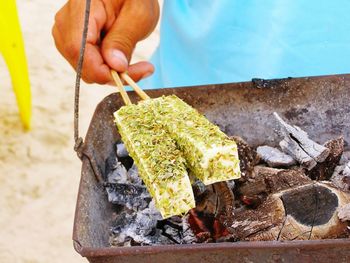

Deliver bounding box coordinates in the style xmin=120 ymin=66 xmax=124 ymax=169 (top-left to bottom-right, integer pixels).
xmin=0 ymin=0 xmax=31 ymax=129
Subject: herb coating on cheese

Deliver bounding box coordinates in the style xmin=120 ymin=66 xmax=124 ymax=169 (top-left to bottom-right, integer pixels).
xmin=146 ymin=95 xmax=241 ymax=185
xmin=114 ymin=103 xmax=195 ymax=218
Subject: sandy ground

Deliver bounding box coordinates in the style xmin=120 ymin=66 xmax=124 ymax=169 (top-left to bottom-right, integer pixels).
xmin=0 ymin=1 xmax=160 ymax=262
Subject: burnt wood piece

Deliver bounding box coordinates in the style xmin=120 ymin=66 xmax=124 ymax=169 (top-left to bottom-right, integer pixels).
xmin=229 ymin=195 xmax=285 ymax=241
xmin=274 ymin=113 xmax=330 ymax=170
xmin=231 ymin=136 xmax=260 ymax=182
xmin=331 ymin=161 xmax=350 ymax=192
xmin=212 ymin=182 xmax=235 ymax=227
xmin=237 ymin=166 xmax=311 ymax=207
xmin=229 ymin=183 xmax=350 ymax=241
xmin=190 ymin=182 xmax=235 ymax=242
xmin=307 ymin=137 xmax=344 ymax=180
xmin=257 ymin=145 xmax=296 ymax=168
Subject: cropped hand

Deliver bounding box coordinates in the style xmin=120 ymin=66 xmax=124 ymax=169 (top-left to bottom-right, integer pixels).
xmin=52 ymin=0 xmax=159 ymax=84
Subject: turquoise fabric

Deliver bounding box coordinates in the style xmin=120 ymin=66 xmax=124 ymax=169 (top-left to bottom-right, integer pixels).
xmin=140 ymin=0 xmax=350 ymax=89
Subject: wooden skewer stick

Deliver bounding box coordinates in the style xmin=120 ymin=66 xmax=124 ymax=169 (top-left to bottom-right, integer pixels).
xmin=111 ymin=70 xmax=132 ymax=105
xmin=121 ymin=72 xmax=151 ymax=100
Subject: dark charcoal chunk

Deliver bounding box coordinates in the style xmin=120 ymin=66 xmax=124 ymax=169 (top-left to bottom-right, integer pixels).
xmin=237 ymin=166 xmax=311 ymax=205
xmin=106 ymin=183 xmax=150 ymax=210
xmin=107 ymin=162 xmax=128 ymax=184
xmin=281 ymin=184 xmax=338 ymax=226
xmin=307 ymin=137 xmax=344 ymax=180
xmin=231 ymin=136 xmax=260 ymax=181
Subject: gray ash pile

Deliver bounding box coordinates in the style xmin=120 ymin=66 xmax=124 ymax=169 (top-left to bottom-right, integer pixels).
xmin=105 ymin=157 xmax=196 ymax=246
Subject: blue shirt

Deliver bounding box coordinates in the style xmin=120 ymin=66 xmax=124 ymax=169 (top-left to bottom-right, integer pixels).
xmin=140 ymin=0 xmax=350 ymax=89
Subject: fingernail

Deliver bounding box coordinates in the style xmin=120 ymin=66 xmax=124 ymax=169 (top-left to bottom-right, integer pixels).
xmin=111 ymin=50 xmax=128 ymax=67
xmin=141 ymin=71 xmax=153 ymax=79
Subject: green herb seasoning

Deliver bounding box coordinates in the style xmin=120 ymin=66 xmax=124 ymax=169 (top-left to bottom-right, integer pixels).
xmin=114 ymin=103 xmax=195 ymax=219
xmin=148 ymin=95 xmax=241 ymax=185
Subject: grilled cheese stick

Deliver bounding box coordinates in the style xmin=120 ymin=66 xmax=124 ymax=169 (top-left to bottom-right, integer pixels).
xmin=114 ymin=103 xmax=195 ymax=219
xmin=148 ymin=95 xmax=241 ymax=185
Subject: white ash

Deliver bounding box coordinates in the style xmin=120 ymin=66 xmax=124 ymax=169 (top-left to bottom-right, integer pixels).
xmin=226 ymin=180 xmax=235 ymax=191
xmin=338 ymin=203 xmax=350 ymax=222
xmin=257 ymin=145 xmax=296 ymax=167
xmin=182 ymin=214 xmax=197 ymax=244
xmin=107 ymin=161 xmax=128 ymax=184
xmin=331 ymin=163 xmax=350 ymax=192
xmin=344 ymin=161 xmax=350 ymax=176
xmin=110 ymin=200 xmax=163 ymax=246
xmin=339 ymin=151 xmax=350 ymax=165
xmin=127 ymin=163 xmax=143 ymax=185
xmin=106 ymin=161 xmax=150 ymax=210
xmin=273 ymin=112 xmax=330 ymax=170
xmin=106 ymin=183 xmax=150 ymax=210
xmin=116 ymin=142 xmax=129 ymax=158
xmin=106 ymin=160 xmax=196 ymax=246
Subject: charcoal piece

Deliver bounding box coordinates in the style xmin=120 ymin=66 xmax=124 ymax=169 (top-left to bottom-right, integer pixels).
xmin=189 ymin=182 xmax=234 ymax=242
xmin=213 ymin=182 xmax=235 ymax=227
xmin=192 ymin=179 xmax=207 ymax=196
xmin=194 ymin=187 xmax=218 ymax=214
xmin=237 ymin=166 xmax=311 ymax=203
xmin=307 ymin=137 xmax=344 ymax=180
xmin=330 ymin=162 xmax=350 ymax=192
xmin=187 ymin=209 xmax=212 ymax=243
xmin=110 ymin=212 xmax=137 ymax=246
xmin=107 ymin=161 xmax=128 ymax=184
xmin=231 ymin=136 xmax=260 ymax=182
xmin=127 ymin=163 xmax=143 ymax=185
xmin=229 ymin=182 xmax=350 ymax=241
xmin=182 ymin=214 xmax=197 ymax=244
xmin=257 ymin=145 xmax=296 ymax=167
xmin=281 ymin=184 xmax=338 ymax=226
xmin=280 ymin=137 xmax=317 ymax=170
xmin=105 ymin=155 xmax=119 ymax=178
xmin=157 ymin=217 xmax=184 ymax=244
xmin=194 ymin=182 xmax=234 ymax=221
xmin=111 ymin=211 xmax=135 ymax=234
xmin=274 ymin=113 xmax=330 ymax=170
xmin=229 ymin=194 xmax=284 ymax=241
xmin=155 ymin=215 xmax=196 ymax=245
xmin=338 ymin=203 xmax=350 ymax=222
xmin=106 ymin=183 xmax=150 ymax=210
xmin=110 ymin=200 xmax=163 ymax=246
xmin=116 ymin=142 xmax=129 ymax=158
xmin=135 ymin=206 xmax=162 ymax=236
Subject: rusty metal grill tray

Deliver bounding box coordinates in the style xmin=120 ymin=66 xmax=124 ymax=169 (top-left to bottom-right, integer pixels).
xmin=73 ymin=74 xmax=350 ymax=263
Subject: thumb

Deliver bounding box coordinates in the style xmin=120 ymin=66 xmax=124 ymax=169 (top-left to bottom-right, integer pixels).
xmin=101 ymin=0 xmax=159 ymax=72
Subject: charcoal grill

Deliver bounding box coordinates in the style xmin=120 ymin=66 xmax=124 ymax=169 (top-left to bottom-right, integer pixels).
xmin=73 ymin=74 xmax=350 ymax=263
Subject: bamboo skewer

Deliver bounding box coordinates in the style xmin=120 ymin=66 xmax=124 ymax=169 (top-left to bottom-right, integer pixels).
xmin=111 ymin=70 xmax=151 ymax=105
xmin=111 ymin=70 xmax=132 ymax=105
xmin=121 ymin=72 xmax=150 ymax=100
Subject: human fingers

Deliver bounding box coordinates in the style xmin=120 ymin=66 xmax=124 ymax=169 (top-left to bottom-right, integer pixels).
xmin=101 ymin=0 xmax=159 ymax=72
